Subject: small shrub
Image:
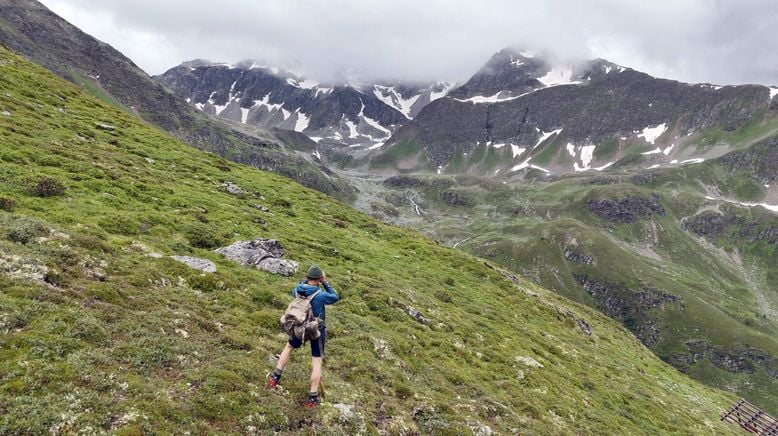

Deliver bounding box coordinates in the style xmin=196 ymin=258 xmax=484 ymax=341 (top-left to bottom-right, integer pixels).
xmin=98 ymin=215 xmax=139 ymax=235
xmin=189 ymin=274 xmax=225 ymax=293
xmin=33 ymin=177 xmax=66 ymax=197
xmin=4 ymin=216 xmax=48 ymax=244
xmin=184 ymin=223 xmax=223 ymax=249
xmin=0 ymin=197 xmax=15 ymax=212
xmin=270 ymin=197 xmax=292 ymax=208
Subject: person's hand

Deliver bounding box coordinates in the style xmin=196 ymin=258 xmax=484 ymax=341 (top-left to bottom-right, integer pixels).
xmin=320 ymin=273 xmax=327 ymax=284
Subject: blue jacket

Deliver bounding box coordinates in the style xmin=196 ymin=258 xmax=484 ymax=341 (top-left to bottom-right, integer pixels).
xmin=291 ymin=281 xmax=339 ymax=324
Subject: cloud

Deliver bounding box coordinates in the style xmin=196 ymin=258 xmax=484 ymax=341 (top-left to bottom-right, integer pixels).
xmin=40 ymin=0 xmax=778 ymax=86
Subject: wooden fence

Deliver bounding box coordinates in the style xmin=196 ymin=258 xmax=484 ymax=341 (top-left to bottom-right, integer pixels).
xmin=721 ymin=399 xmax=778 ymax=435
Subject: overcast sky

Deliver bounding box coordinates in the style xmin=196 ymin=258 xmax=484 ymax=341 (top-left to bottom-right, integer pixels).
xmin=39 ymin=0 xmax=778 ymax=86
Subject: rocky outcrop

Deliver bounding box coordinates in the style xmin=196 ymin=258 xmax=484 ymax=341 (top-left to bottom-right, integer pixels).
xmin=676 ymin=340 xmax=778 ymax=378
xmin=214 ymin=238 xmax=298 ymax=276
xmin=574 ymin=274 xmax=678 ymax=346
xmin=564 ymin=249 xmax=595 ymax=265
xmin=587 ymin=195 xmax=665 ymax=223
xmin=383 ymin=176 xmax=427 ymax=188
xmin=440 ymin=190 xmax=473 ymax=207
xmin=719 ymin=135 xmax=778 ymax=185
xmin=682 ymin=212 xmax=735 ymax=237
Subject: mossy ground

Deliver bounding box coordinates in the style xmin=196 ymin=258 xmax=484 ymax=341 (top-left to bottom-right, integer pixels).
xmin=0 ymin=47 xmax=743 ymax=434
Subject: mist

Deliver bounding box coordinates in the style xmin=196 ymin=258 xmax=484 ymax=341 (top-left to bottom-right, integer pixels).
xmin=40 ymin=0 xmax=778 ymax=86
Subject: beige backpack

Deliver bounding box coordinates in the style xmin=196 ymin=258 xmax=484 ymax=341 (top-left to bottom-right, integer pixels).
xmin=280 ymin=290 xmax=322 ymax=343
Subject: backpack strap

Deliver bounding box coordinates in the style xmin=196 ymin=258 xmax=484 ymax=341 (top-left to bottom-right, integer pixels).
xmin=307 ymin=290 xmax=322 ymax=301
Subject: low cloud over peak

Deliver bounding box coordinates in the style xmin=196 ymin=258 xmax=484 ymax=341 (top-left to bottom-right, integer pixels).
xmin=40 ymin=0 xmax=778 ymax=86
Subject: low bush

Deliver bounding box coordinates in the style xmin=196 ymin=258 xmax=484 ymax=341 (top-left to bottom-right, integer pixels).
xmin=3 ymin=216 xmax=49 ymax=244
xmin=183 ymin=223 xmax=224 ymax=249
xmin=0 ymin=197 xmax=15 ymax=212
xmin=32 ymin=177 xmax=66 ymax=197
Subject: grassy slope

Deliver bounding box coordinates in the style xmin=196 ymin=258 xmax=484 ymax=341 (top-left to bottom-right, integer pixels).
xmin=0 ymin=47 xmax=741 ymax=434
xmin=373 ymin=165 xmax=778 ymax=414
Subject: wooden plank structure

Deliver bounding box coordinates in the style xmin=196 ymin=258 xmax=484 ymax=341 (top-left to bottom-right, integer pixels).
xmin=721 ymin=399 xmax=778 ymax=435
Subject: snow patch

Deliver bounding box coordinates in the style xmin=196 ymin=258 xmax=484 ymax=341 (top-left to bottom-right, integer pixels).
xmin=566 ymin=143 xmax=576 ymax=157
xmin=240 ymin=107 xmax=250 ymax=124
xmin=770 ymin=87 xmax=778 ymax=99
xmin=367 ymin=142 xmax=384 ymax=150
xmin=294 ymin=111 xmax=309 ymax=132
xmin=373 ymin=85 xmax=420 ymax=119
xmin=345 ymin=119 xmax=359 ymax=138
xmin=429 ymin=82 xmax=457 ymax=102
xmin=641 ymin=147 xmax=662 ymax=155
xmin=594 ymin=162 xmax=614 ymax=171
xmin=254 ymin=93 xmax=284 ymax=112
xmin=681 ymin=158 xmax=705 ymax=164
xmin=492 ymin=143 xmax=506 ymax=149
xmin=454 ymin=92 xmax=524 ymax=104
xmin=637 ymin=123 xmax=667 ymax=144
xmin=281 ymin=109 xmax=291 ymax=120
xmin=511 ymin=144 xmax=526 ymax=158
xmin=579 ymin=145 xmax=596 ymax=169
xmin=538 ymin=67 xmax=581 ymax=87
xmin=510 ymin=158 xmax=532 ymax=172
xmin=646 ymin=164 xmax=661 ymax=169
xmin=535 ymin=129 xmax=562 ymax=148
xmin=312 ymin=150 xmax=321 ymax=160
xmin=362 ymin=115 xmax=391 ymax=137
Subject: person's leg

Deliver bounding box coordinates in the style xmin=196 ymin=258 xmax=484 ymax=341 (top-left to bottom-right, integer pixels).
xmin=277 ymin=343 xmax=295 ymax=370
xmin=269 ymin=339 xmax=300 ymax=386
xmin=309 ymin=356 xmax=322 ymax=393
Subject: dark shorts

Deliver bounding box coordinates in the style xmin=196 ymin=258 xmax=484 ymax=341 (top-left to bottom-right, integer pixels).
xmin=289 ymin=326 xmax=326 ymax=358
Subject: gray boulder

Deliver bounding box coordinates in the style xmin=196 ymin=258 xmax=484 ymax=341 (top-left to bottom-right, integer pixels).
xmin=214 ymin=238 xmax=299 ymax=276
xmin=171 ymin=256 xmax=217 ymax=273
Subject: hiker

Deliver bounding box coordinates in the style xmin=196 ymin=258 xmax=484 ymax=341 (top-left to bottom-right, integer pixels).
xmin=267 ymin=265 xmax=339 ymax=408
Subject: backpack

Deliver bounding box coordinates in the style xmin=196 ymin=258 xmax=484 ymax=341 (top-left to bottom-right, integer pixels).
xmin=280 ymin=289 xmax=322 ymax=343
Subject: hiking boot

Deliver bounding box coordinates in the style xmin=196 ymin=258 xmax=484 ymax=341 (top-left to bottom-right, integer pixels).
xmin=266 ymin=372 xmax=281 ymax=389
xmin=305 ymin=395 xmax=320 ymax=408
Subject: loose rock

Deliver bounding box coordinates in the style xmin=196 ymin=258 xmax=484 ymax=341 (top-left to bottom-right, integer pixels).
xmin=221 ymin=181 xmax=246 ymax=196
xmin=214 ymin=238 xmax=298 ymax=276
xmin=171 ymin=256 xmax=217 ymax=273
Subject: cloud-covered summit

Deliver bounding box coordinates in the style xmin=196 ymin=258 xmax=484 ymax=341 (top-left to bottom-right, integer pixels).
xmin=40 ymin=0 xmax=778 ymax=86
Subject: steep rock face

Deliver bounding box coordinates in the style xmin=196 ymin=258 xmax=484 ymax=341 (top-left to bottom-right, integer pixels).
xmin=574 ymin=274 xmax=678 ymax=347
xmin=156 ymin=63 xmax=455 ymax=149
xmin=674 ymin=341 xmax=778 ymax=378
xmin=377 ymin=47 xmax=775 ymax=174
xmin=719 ymin=134 xmax=778 ymax=185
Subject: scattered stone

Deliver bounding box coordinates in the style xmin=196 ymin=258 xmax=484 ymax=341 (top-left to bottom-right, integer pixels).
xmin=171 ymin=256 xmax=217 ymax=273
xmin=144 ymin=157 xmax=155 ymax=164
xmin=214 ymin=238 xmax=298 ymax=276
xmin=0 ymin=254 xmax=48 ymax=283
xmin=515 ymin=355 xmax=544 ymax=368
xmin=1 ymin=110 xmax=10 ymax=116
xmin=576 ymin=318 xmax=593 ymax=336
xmin=95 ymin=123 xmax=116 ymax=131
xmin=175 ymin=328 xmax=190 ymax=338
xmin=468 ymin=421 xmax=494 ymax=436
xmin=406 ymin=307 xmax=432 ymax=325
xmin=251 ymin=204 xmax=269 ymax=212
xmin=221 ymin=181 xmax=246 ymax=197
xmin=372 ymin=338 xmax=392 ymax=359
xmin=333 ymin=403 xmax=356 ymax=420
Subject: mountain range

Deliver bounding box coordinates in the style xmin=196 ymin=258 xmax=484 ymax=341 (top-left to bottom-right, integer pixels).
xmin=1 ymin=0 xmax=777 ymax=431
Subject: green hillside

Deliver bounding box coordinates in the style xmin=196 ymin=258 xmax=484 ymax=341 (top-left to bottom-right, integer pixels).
xmin=0 ymin=46 xmax=742 ymax=434
xmin=364 ymin=161 xmax=778 ymax=414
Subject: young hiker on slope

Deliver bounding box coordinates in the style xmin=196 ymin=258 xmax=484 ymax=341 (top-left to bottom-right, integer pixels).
xmin=267 ymin=265 xmax=339 ymax=408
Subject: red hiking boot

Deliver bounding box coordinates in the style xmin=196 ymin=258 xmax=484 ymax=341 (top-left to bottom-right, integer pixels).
xmin=266 ymin=372 xmax=280 ymax=389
